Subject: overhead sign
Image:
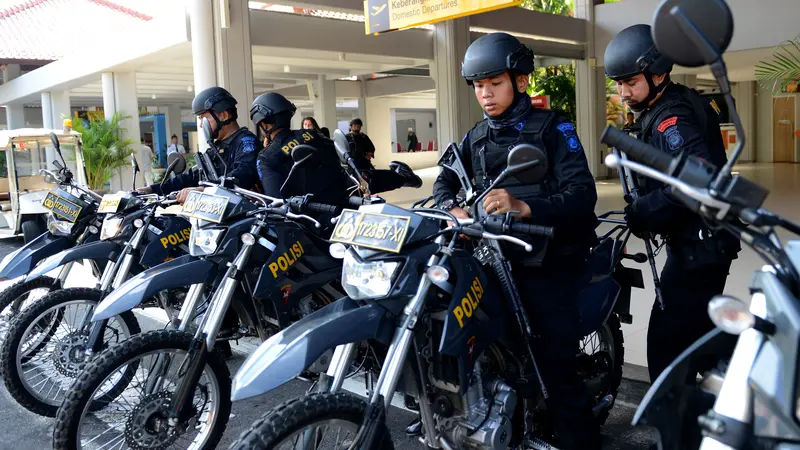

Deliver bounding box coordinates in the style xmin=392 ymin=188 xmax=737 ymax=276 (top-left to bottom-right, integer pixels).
xmin=531 ymin=95 xmax=550 ymax=110
xmin=365 ymin=0 xmax=522 ymax=35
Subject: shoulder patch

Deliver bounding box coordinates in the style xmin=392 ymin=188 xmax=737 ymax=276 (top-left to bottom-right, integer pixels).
xmin=664 ymin=126 xmax=684 ymax=151
xmin=657 ymin=117 xmax=678 ymax=133
xmin=556 ymin=122 xmax=582 ymax=153
xmin=241 ymin=136 xmax=256 ymax=153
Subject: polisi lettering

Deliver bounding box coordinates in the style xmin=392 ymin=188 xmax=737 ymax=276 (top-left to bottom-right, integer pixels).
xmin=280 ymin=132 xmax=315 ymax=154
xmin=268 ymin=241 xmax=305 ymax=278
xmin=161 ymin=228 xmax=191 ymax=248
xmin=452 ymin=277 xmax=485 ymax=328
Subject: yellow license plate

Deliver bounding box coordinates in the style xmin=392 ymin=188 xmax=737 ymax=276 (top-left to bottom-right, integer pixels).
xmin=179 ymin=191 xmax=229 ymax=224
xmin=43 ymin=192 xmax=82 ymax=223
xmin=330 ymin=209 xmax=410 ymax=253
xmin=98 ymin=195 xmax=122 ymax=214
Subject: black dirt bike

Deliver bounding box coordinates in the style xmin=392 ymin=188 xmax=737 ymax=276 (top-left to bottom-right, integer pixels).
xmin=226 ymin=142 xmax=643 ymax=450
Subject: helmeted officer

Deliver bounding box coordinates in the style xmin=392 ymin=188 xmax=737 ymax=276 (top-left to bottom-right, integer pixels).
xmin=605 ymin=24 xmax=741 ymax=382
xmin=346 ymin=118 xmax=375 ymax=168
xmin=136 ymin=87 xmax=260 ymax=203
xmin=432 ymin=32 xmax=600 ymax=450
xmin=252 ymin=92 xmax=351 ymax=208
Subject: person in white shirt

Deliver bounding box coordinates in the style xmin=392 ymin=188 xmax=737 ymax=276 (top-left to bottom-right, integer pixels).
xmin=139 ymin=140 xmax=154 ymax=185
xmin=167 ymin=134 xmax=186 ymax=156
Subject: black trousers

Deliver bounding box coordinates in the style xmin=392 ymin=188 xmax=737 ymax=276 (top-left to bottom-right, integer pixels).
xmin=647 ymin=253 xmax=733 ymax=382
xmin=367 ymin=169 xmax=405 ymax=194
xmin=516 ymin=266 xmax=602 ymax=450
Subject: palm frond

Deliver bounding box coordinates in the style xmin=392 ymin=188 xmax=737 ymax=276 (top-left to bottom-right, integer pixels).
xmin=755 ymin=33 xmax=800 ymax=94
xmin=71 ymin=111 xmax=135 ymax=190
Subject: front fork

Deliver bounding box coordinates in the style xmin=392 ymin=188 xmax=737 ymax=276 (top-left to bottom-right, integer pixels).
xmin=167 ymin=222 xmax=261 ymax=423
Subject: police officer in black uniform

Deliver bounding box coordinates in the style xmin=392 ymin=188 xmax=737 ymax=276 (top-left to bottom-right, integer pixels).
xmin=136 ymin=87 xmax=260 ymax=202
xmin=433 ymin=32 xmax=600 ymax=450
xmin=605 ymin=24 xmax=740 ymax=382
xmin=347 ymin=117 xmax=423 ymax=192
xmin=252 ymin=92 xmax=351 ymax=208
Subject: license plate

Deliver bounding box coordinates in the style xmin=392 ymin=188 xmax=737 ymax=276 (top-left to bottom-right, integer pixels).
xmin=179 ymin=191 xmax=229 ymax=224
xmin=42 ymin=192 xmax=82 ymax=222
xmin=330 ymin=209 xmax=410 ymax=253
xmin=98 ymin=194 xmax=122 ymax=214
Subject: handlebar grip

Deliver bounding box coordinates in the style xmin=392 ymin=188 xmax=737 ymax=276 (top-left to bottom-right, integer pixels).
xmin=348 ymin=196 xmax=365 ymax=207
xmin=601 ymin=126 xmax=674 ymax=174
xmin=510 ymin=223 xmax=555 ymax=239
xmin=307 ymin=202 xmax=339 ymax=214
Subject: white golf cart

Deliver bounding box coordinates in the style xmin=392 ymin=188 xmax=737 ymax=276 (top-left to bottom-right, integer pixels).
xmin=0 ymin=129 xmax=89 ymax=242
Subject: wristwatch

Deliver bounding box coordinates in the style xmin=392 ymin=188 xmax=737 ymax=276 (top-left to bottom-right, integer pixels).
xmin=439 ymin=199 xmax=455 ymax=211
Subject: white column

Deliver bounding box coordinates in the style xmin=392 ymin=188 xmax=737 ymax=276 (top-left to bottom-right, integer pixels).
xmin=101 ymin=72 xmax=140 ymax=191
xmin=291 ymin=113 xmax=303 ymax=130
xmin=165 ymin=104 xmax=183 ymax=142
xmin=214 ymin=0 xmax=255 ymax=128
xmin=3 ymin=64 xmax=25 ymax=130
xmin=41 ymin=92 xmax=54 ymax=129
xmin=40 ymin=91 xmax=71 ymax=167
xmin=431 ymin=18 xmax=477 ymax=151
xmin=102 ymin=72 xmax=118 ymax=117
xmin=734 ymin=81 xmax=756 ymax=162
xmin=190 ymin=0 xmax=216 ymax=94
xmin=358 ymin=80 xmax=368 ymax=133
xmin=313 ymin=75 xmax=337 ymax=131
xmin=574 ymin=0 xmax=606 ymax=178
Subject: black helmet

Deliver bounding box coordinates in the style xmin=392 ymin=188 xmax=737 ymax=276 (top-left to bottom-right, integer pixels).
xmin=604 ymin=24 xmax=673 ymax=81
xmin=192 ymin=86 xmax=237 ymax=116
xmin=349 ymin=118 xmax=363 ymax=126
xmin=250 ymin=92 xmax=296 ymax=129
xmin=461 ymin=32 xmax=534 ymax=84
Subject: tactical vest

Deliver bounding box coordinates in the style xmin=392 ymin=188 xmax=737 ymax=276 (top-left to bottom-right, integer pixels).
xmin=470 ymin=110 xmax=559 ymax=202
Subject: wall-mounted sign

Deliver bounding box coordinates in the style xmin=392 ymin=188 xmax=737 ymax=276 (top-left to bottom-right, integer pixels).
xmin=531 ymin=95 xmax=550 ymax=109
xmin=365 ymin=0 xmax=522 ymax=35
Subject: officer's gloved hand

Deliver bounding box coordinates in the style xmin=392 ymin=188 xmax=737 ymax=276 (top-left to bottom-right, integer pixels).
xmin=624 ymin=200 xmax=649 ymax=238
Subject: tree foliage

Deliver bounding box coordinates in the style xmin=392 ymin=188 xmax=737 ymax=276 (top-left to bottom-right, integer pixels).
xmin=755 ymin=33 xmax=800 ymax=94
xmin=520 ymin=0 xmax=573 ymax=15
xmin=71 ymin=112 xmax=134 ymax=190
xmin=528 ymin=64 xmax=577 ymax=123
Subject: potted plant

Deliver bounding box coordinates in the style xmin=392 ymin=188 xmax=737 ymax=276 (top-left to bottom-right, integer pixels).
xmin=70 ymin=112 xmax=134 ymax=193
xmin=755 ymin=33 xmax=800 ymax=94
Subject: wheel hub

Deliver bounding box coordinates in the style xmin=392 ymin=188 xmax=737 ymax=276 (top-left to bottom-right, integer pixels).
xmin=52 ymin=331 xmax=89 ymax=377
xmin=125 ymin=391 xmax=180 ymax=450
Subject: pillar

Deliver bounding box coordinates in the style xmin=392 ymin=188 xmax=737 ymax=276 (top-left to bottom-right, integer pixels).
xmin=358 ymin=80 xmax=368 ymax=133
xmin=101 ymin=71 xmax=141 ymax=191
xmin=574 ymin=0 xmax=606 ymax=178
xmin=3 ymin=64 xmax=25 ymax=130
xmin=733 ymin=81 xmax=756 ymax=162
xmin=165 ymin=104 xmax=183 ymax=143
xmin=431 ymin=18 xmax=478 ymax=151
xmin=41 ymin=91 xmax=71 ymax=168
xmin=291 ymin=113 xmax=303 ymax=130
xmin=190 ymin=0 xmax=216 ymax=94
xmin=313 ymin=75 xmax=337 ymax=131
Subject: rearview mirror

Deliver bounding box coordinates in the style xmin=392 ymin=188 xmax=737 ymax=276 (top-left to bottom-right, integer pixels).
xmin=506 ymin=144 xmax=548 ymax=185
xmin=652 ymin=0 xmax=733 ymax=68
xmin=201 ymin=118 xmax=214 ymax=146
xmin=332 ymin=129 xmax=351 ymax=164
xmin=167 ymin=152 xmax=187 ymax=175
xmin=161 ymin=157 xmax=181 ymax=190
xmin=130 ymin=154 xmax=140 ymax=172
xmin=49 ymin=132 xmax=60 ymax=150
xmin=291 ymin=144 xmax=316 ymax=164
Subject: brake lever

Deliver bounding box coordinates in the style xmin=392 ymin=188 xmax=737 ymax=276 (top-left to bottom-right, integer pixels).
xmin=287 ymin=212 xmax=321 ymax=229
xmin=481 ymin=232 xmax=533 ymax=252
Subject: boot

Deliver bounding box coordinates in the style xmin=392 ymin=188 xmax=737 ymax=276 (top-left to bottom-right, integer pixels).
xmin=405 ymin=415 xmax=422 ymax=437
xmin=389 ymin=161 xmax=423 ymax=188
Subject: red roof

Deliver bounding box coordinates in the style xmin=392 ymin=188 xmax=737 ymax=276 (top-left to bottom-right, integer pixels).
xmin=0 ymin=0 xmax=152 ymax=62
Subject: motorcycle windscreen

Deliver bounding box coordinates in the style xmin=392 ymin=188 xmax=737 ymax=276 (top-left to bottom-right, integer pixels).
xmin=439 ymin=249 xmax=503 ymax=358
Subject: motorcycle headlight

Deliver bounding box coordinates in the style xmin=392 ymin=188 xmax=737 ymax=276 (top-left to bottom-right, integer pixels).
xmin=100 ymin=216 xmax=123 ymax=241
xmin=341 ymin=249 xmax=400 ymax=300
xmin=47 ymin=213 xmax=73 ymax=236
xmin=190 ymin=228 xmax=225 ymax=256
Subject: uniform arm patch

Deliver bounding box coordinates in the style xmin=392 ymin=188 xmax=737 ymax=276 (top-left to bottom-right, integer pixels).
xmin=241 ymin=136 xmax=256 ymax=153
xmin=657 ymin=117 xmax=678 ymax=133
xmin=556 ymin=122 xmax=583 ymax=153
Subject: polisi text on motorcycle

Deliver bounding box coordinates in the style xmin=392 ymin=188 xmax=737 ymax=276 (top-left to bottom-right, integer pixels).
xmin=269 ymin=241 xmax=305 ymax=278
xmin=453 ymin=276 xmax=485 ymax=328
xmin=161 ymin=228 xmax=191 ymax=248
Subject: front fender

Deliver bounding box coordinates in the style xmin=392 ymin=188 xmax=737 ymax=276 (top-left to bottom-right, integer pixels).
xmin=633 ymin=328 xmax=738 ymax=450
xmin=0 ymin=232 xmax=74 ymax=280
xmin=93 ymin=255 xmax=217 ymax=321
xmin=25 ymin=240 xmax=121 ymax=283
xmin=231 ymin=297 xmax=393 ymax=401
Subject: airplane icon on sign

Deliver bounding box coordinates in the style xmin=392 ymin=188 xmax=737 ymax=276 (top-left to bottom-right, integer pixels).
xmin=371 ymin=4 xmax=387 ymax=15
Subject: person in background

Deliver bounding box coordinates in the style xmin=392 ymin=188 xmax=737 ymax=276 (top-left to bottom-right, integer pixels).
xmin=623 ymin=111 xmax=636 ymax=132
xmin=302 ymin=116 xmax=322 ymax=133
xmin=167 ymin=134 xmax=186 ymax=156
xmin=138 ymin=138 xmax=154 ymax=185
xmin=346 ymin=118 xmax=375 ymax=162
xmin=344 ymin=118 xmax=422 ymax=192
xmin=407 ymin=128 xmax=418 ymax=152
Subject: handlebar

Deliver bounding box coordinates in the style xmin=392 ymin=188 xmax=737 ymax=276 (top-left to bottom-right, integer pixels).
xmin=601 ymin=127 xmax=675 ymax=174
xmin=306 ymin=202 xmax=340 ymax=214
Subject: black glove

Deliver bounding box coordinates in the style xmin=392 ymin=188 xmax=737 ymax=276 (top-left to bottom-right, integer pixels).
xmin=624 ymin=200 xmax=649 ymax=238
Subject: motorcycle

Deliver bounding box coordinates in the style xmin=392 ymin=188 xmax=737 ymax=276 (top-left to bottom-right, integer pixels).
xmin=52 ymin=124 xmax=353 ymax=450
xmin=227 ymin=139 xmax=640 ymax=449
xmin=0 ymin=175 xmax=192 ymax=417
xmin=0 ymin=133 xmax=105 ymax=346
xmin=597 ymin=1 xmax=800 ymax=449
